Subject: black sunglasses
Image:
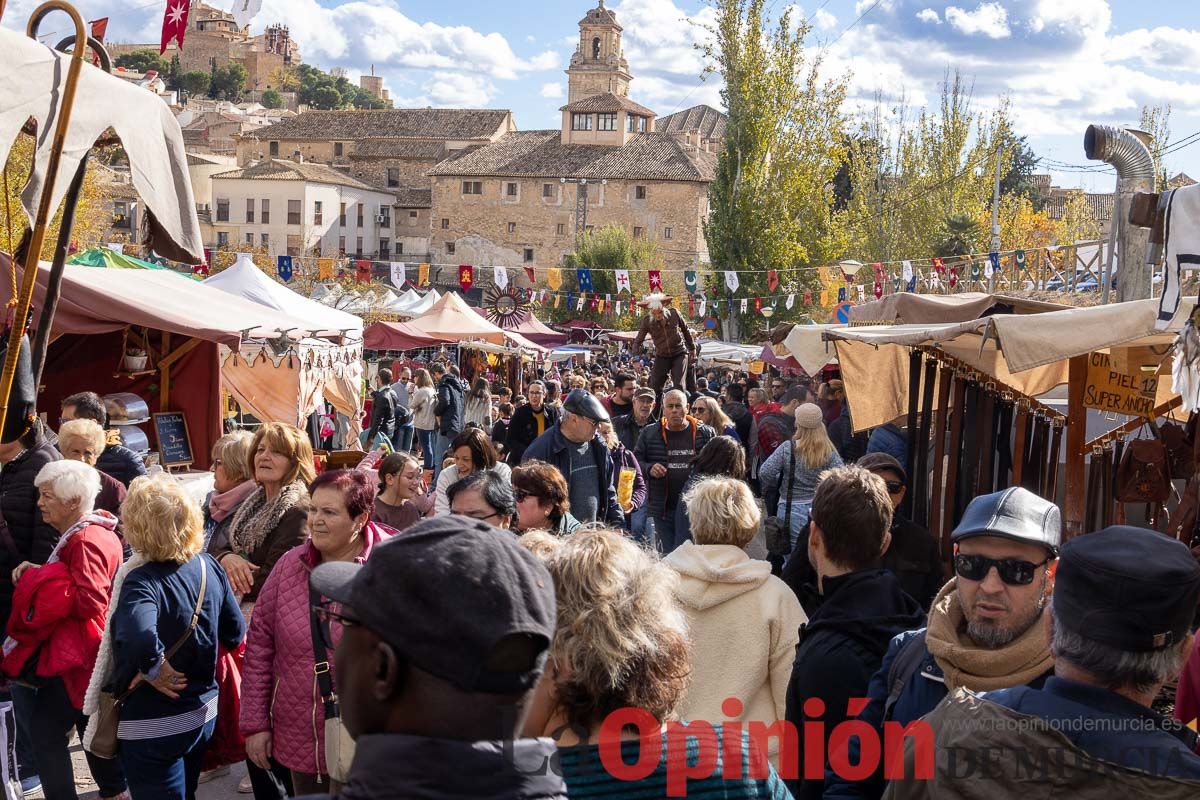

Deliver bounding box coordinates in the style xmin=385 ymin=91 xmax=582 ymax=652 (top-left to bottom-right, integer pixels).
xmin=953 ymin=553 xmax=1050 ymax=586
xmin=312 ymin=602 xmax=362 ymax=650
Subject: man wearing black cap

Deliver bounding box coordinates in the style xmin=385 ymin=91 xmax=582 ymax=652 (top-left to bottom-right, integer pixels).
xmin=885 ymin=526 xmax=1200 ymax=797
xmin=521 ymin=389 xmax=623 ymax=525
xmin=300 ymin=517 xmax=567 ymax=800
xmin=824 ymin=487 xmax=1060 ymax=800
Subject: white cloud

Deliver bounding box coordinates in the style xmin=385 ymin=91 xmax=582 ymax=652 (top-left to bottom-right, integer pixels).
xmin=540 ymin=82 xmax=564 ymax=99
xmin=814 ymin=9 xmax=839 ymax=31
xmin=423 ymin=72 xmax=496 ymax=107
xmin=916 ymin=8 xmax=941 ymax=24
xmin=1107 ymin=27 xmax=1200 ymax=73
xmin=944 ymin=3 xmax=1010 ymax=39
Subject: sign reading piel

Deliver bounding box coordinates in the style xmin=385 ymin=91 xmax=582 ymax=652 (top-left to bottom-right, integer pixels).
xmin=1083 ymin=352 xmax=1158 ymax=418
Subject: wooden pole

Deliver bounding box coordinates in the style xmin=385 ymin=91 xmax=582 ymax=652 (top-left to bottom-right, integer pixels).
xmin=160 ymin=331 xmax=171 ymax=411
xmin=1064 ymin=355 xmax=1089 ymax=540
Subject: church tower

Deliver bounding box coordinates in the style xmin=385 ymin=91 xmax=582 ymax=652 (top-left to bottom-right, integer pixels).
xmin=566 ymin=0 xmax=633 ymax=103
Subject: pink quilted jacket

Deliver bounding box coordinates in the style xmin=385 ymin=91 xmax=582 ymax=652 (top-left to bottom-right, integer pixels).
xmin=239 ymin=522 xmax=394 ymax=774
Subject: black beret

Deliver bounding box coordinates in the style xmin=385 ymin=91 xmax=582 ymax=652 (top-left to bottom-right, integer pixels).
xmin=562 ymin=388 xmax=609 ymax=423
xmin=1055 ymin=526 xmax=1200 ymax=651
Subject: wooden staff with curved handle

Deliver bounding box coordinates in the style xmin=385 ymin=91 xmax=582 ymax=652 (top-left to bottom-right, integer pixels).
xmin=0 ymin=1 xmax=87 ymax=438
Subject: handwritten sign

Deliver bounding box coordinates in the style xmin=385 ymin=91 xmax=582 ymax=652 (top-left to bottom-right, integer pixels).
xmin=1083 ymin=352 xmax=1158 ymax=418
xmin=152 ymin=412 xmax=194 ymax=468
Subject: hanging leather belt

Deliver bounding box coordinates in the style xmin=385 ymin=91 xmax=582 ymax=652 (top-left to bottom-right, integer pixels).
xmin=994 ymin=400 xmax=1014 ymax=491
xmin=1011 ymin=403 xmax=1029 ymax=487
xmin=942 ymin=373 xmax=967 ymax=560
xmin=902 ymin=350 xmax=922 ymax=520
xmin=1101 ymin=446 xmax=1115 ymax=528
xmin=913 ymin=357 xmax=938 ymax=527
xmin=977 ymin=390 xmax=997 ymax=495
xmin=928 ymin=364 xmax=954 ymax=549
xmin=1044 ymin=421 xmax=1064 ymax=501
xmin=1112 ymin=439 xmax=1127 ymax=524
xmin=1025 ymin=416 xmax=1047 ymax=493
xmin=1085 ymin=448 xmax=1104 ymax=533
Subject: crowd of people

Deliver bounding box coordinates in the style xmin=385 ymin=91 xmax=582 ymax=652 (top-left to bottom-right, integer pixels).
xmin=0 ymin=348 xmax=1197 ymax=800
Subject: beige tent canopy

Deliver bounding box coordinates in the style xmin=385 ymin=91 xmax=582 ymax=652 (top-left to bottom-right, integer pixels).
xmin=819 ymin=292 xmax=1190 ymax=537
xmin=405 ymin=291 xmax=508 ymax=344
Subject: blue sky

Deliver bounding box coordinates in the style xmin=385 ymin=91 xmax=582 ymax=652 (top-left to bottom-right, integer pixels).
xmin=5 ymin=0 xmax=1199 ymax=190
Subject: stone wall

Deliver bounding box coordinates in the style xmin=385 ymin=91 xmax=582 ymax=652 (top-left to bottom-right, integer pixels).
xmin=349 ymin=158 xmax=439 ymax=190
xmin=429 ymin=175 xmax=709 ymax=272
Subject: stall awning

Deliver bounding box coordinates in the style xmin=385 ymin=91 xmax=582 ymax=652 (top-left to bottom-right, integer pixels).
xmin=405 ymin=291 xmax=508 ymax=344
xmin=363 ymin=321 xmax=449 ymax=351
xmin=204 ymin=254 xmax=363 ymax=336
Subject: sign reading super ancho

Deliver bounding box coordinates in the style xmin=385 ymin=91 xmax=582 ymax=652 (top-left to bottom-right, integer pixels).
xmin=1083 ymin=352 xmax=1158 ymax=418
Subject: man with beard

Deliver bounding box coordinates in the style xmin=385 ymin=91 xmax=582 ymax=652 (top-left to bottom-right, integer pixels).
xmin=823 ymin=487 xmax=1059 ymax=800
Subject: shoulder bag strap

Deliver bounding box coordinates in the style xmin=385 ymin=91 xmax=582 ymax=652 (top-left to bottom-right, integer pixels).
xmin=309 ymin=585 xmax=337 ymax=720
xmin=115 ymin=556 xmax=207 ymax=705
xmin=784 ymin=446 xmax=796 ymax=531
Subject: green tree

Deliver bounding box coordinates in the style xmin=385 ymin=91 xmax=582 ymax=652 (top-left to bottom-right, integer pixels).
xmin=115 ymin=49 xmax=169 ymax=75
xmin=997 ymin=131 xmax=1043 ymax=207
xmin=934 ymin=213 xmax=984 ymax=258
xmin=180 ymin=71 xmax=211 ymax=97
xmin=165 ymin=54 xmax=183 ymax=90
xmin=260 ymin=88 xmax=283 ymax=109
xmin=1140 ymin=103 xmax=1172 ymax=188
xmin=210 ymin=63 xmax=248 ymax=101
xmin=703 ymin=0 xmax=848 ymax=339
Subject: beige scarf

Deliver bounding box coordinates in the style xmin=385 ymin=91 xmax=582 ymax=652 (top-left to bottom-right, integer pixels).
xmin=924 ymin=577 xmax=1053 ymax=693
xmin=227 ymin=481 xmax=307 ymax=555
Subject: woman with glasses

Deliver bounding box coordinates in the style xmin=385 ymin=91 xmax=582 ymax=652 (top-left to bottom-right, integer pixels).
xmin=446 ymin=470 xmax=516 ymax=529
xmin=241 ymin=470 xmax=394 ymax=797
xmin=432 ymin=428 xmax=511 ymax=516
xmin=511 ymin=461 xmax=581 ymax=535
xmin=691 ymin=396 xmax=739 ymax=441
xmin=201 ymin=431 xmax=256 ymax=553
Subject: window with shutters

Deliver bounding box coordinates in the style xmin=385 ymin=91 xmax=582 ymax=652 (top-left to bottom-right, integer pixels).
xmin=543 ymin=183 xmax=555 ymax=198
xmin=556 ymin=223 xmax=566 ymax=236
xmin=357 ymin=203 xmax=364 ymax=227
xmin=216 ymin=200 xmax=229 ymax=222
xmin=441 ymin=218 xmax=450 ymax=230
xmin=314 ymin=201 xmax=323 ymax=226
xmin=387 ymin=168 xmax=400 ymax=188
xmin=261 ymin=199 xmax=270 ymax=224
xmin=245 ymin=198 xmax=255 ymax=223
xmin=635 ymin=185 xmax=647 ymax=200
xmin=339 ymin=203 xmax=347 ymax=226
xmin=461 ymin=181 xmax=482 ymax=195
xmin=446 ymin=242 xmax=456 ymax=255
xmin=334 ymin=142 xmax=344 ymax=157
xmin=664 ymin=226 xmax=673 ymax=240
xmin=506 ymin=183 xmax=518 ymax=198
xmin=269 ymin=141 xmax=279 ymax=157
xmin=524 ymin=248 xmax=534 ymax=263
xmin=287 ymin=199 xmax=301 ymax=225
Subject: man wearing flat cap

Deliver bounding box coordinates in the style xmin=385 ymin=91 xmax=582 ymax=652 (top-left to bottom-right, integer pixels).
xmin=882 ymin=526 xmax=1200 ymax=798
xmin=520 ymin=388 xmax=624 ymax=526
xmin=825 ymin=487 xmax=1061 ymax=799
xmin=298 ymin=517 xmax=568 ymax=800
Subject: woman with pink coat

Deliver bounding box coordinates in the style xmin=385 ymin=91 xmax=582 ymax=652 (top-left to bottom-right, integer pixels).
xmin=239 ymin=470 xmax=394 ymax=797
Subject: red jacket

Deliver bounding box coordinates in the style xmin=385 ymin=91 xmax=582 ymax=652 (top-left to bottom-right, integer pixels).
xmin=2 ymin=515 xmax=123 ymax=708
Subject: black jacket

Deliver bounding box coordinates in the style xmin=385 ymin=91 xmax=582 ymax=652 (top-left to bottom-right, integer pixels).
xmin=723 ymin=402 xmax=753 ymax=447
xmin=433 ymin=375 xmax=465 ymax=437
xmin=97 ymin=442 xmax=147 ymax=487
xmin=828 ymin=405 xmax=869 ymax=463
xmin=504 ymin=403 xmax=561 ymax=465
xmin=784 ymin=568 xmax=926 ymax=799
xmin=613 ymin=411 xmax=656 ymax=455
xmin=521 ymin=424 xmax=623 ymax=526
xmin=782 ymin=513 xmax=946 ymax=615
xmin=0 ymin=439 xmax=63 ymax=629
xmin=632 ymin=419 xmax=715 ymax=520
xmin=367 ymin=386 xmax=397 ymax=441
xmin=294 ymin=732 xmax=568 ymax=800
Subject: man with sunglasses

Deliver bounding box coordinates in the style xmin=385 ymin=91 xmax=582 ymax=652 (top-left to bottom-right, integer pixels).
xmin=886 ymin=525 xmax=1200 ymax=797
xmin=300 ymin=517 xmax=567 ymax=800
xmin=824 ymin=487 xmax=1060 ymax=800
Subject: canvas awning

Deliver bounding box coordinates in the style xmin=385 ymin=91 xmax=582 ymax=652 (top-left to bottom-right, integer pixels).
xmin=203 ymin=253 xmax=363 ymax=337
xmin=2 ymin=258 xmax=345 ymax=347
xmin=405 ymin=291 xmax=508 ymax=344
xmin=363 ymin=321 xmax=450 ymax=351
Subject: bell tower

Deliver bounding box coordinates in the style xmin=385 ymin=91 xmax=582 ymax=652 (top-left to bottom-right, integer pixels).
xmin=566 ymin=0 xmax=633 ymax=103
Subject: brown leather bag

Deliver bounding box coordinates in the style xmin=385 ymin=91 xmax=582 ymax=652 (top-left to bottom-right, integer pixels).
xmin=1116 ymin=438 xmax=1171 ymax=504
xmin=1168 ymin=472 xmax=1200 ymax=542
xmin=1160 ymin=420 xmax=1195 ymax=480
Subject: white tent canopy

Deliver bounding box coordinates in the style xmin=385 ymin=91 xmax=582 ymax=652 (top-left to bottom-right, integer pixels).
xmin=387 ymin=288 xmax=423 ymax=312
xmin=204 ymin=254 xmax=363 ymax=337
xmin=392 ymin=289 xmax=442 ymax=317
xmin=697 ymin=340 xmax=762 ymax=366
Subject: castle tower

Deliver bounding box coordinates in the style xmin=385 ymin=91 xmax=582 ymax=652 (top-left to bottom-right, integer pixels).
xmin=566 ymin=0 xmax=632 ymax=103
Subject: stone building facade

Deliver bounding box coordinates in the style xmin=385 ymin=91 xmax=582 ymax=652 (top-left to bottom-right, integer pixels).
xmin=426 ymin=1 xmax=723 ymax=273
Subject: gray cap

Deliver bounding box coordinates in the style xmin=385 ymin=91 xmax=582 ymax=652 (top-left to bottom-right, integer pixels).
xmin=951 ymin=487 xmax=1062 ymax=554
xmin=562 ymin=388 xmax=610 ymax=423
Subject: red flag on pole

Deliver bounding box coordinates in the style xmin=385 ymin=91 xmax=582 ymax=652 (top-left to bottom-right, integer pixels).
xmin=523 ymin=267 xmax=535 ymax=284
xmin=458 ymin=265 xmax=474 ymax=291
xmin=90 ymin=17 xmax=109 ymax=41
xmin=647 ymin=270 xmax=663 ymax=292
xmin=356 ymin=260 xmax=371 ymax=283
xmin=160 ymin=1 xmax=189 ymax=54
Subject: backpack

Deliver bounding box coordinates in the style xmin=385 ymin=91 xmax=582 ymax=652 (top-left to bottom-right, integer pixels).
xmin=1116 ymin=438 xmax=1171 ymax=504
xmin=1161 ymin=419 xmax=1195 ymax=480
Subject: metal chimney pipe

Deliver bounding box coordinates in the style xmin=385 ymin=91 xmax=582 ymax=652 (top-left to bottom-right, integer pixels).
xmin=1084 ymin=124 xmax=1155 ymax=302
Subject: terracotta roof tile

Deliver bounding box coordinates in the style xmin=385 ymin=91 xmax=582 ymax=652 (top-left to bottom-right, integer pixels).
xmin=393 ymin=187 xmax=432 ymax=207
xmin=349 ymin=139 xmax=448 ymax=160
xmin=427 ymin=130 xmax=715 ymax=182
xmin=212 ymin=159 xmax=388 ymax=193
xmin=559 ymin=92 xmax=656 ymax=117
xmin=657 ymin=104 xmax=728 ymax=140
xmin=244 ymin=109 xmax=511 ymax=142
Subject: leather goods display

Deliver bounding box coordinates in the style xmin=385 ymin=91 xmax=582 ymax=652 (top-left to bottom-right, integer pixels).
xmin=941 ymin=373 xmax=967 ymax=560
xmin=902 ymin=350 xmax=922 ymax=521
xmin=928 ymin=364 xmax=954 ymax=549
xmin=1161 ymin=419 xmax=1195 ymax=480
xmin=912 ymin=359 xmax=938 ymax=526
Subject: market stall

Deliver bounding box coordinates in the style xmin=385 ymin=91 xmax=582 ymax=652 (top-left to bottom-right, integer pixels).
xmin=818 ymin=292 xmax=1188 ymax=544
xmin=363 ymin=321 xmax=449 ymax=351
xmin=1 ymin=257 xmax=346 ymax=468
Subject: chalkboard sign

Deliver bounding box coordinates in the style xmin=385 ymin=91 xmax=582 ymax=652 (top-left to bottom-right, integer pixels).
xmin=152 ymin=412 xmax=194 ymax=469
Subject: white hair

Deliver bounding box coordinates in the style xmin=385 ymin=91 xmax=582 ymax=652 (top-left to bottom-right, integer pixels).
xmin=35 ymin=460 xmax=101 ymax=514
xmin=644 ymin=293 xmax=669 ymax=310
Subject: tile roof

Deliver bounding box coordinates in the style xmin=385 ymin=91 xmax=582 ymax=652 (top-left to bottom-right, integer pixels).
xmin=244 ymin=109 xmax=511 ymax=142
xmin=560 ymin=92 xmax=656 ymax=117
xmin=394 ymin=187 xmax=433 ymax=207
xmin=427 ymin=130 xmax=716 ymax=183
xmin=1044 ymin=192 xmax=1115 ymax=222
xmin=657 ymin=104 xmax=728 ymax=140
xmin=212 ymin=159 xmax=390 ymax=193
xmin=349 ymin=139 xmax=448 ymax=160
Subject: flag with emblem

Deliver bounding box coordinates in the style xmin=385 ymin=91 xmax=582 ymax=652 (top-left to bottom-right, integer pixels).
xmin=740 ymin=298 xmax=748 ymax=314
xmin=160 ymin=0 xmax=189 ymax=54
xmin=837 ymin=287 xmax=846 ymax=302
xmin=698 ymin=298 xmax=707 ymax=316
xmin=1014 ymin=249 xmax=1026 ymax=272
xmin=493 ymin=266 xmax=508 ymax=289
xmin=458 ymin=265 xmax=474 ymax=291
xmin=277 ymin=255 xmax=293 ymax=282
xmin=754 ymin=297 xmax=763 ymax=313
xmin=988 ymin=251 xmax=1000 ymax=277
xmin=547 ymin=268 xmax=562 ymax=291
xmin=725 ymin=271 xmax=739 ymax=293
xmin=949 ymin=266 xmax=959 ymax=289
xmin=389 ymin=262 xmax=405 ymax=289
xmin=803 ymin=291 xmax=811 ymax=305
xmin=767 ymin=270 xmax=779 ymax=292
xmin=684 ymin=270 xmax=697 ymax=294
xmin=615 ymin=269 xmax=631 ymax=294
xmin=576 ymin=268 xmax=593 ymax=292
xmin=648 ymin=270 xmax=663 ymax=292
xmin=416 ymin=262 xmax=429 ymax=287
xmin=874 ymin=278 xmax=882 ymax=299
xmin=356 ymin=259 xmax=371 ymax=283
xmin=577 ymin=294 xmax=586 ymax=311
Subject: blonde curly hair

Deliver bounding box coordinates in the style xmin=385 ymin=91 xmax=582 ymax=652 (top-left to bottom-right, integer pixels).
xmin=123 ymin=476 xmax=205 ymax=564
xmin=520 ymin=528 xmax=691 ymax=731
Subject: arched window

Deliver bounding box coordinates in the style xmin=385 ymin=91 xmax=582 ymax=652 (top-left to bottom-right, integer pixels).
xmin=592 ymin=37 xmax=601 ymax=59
